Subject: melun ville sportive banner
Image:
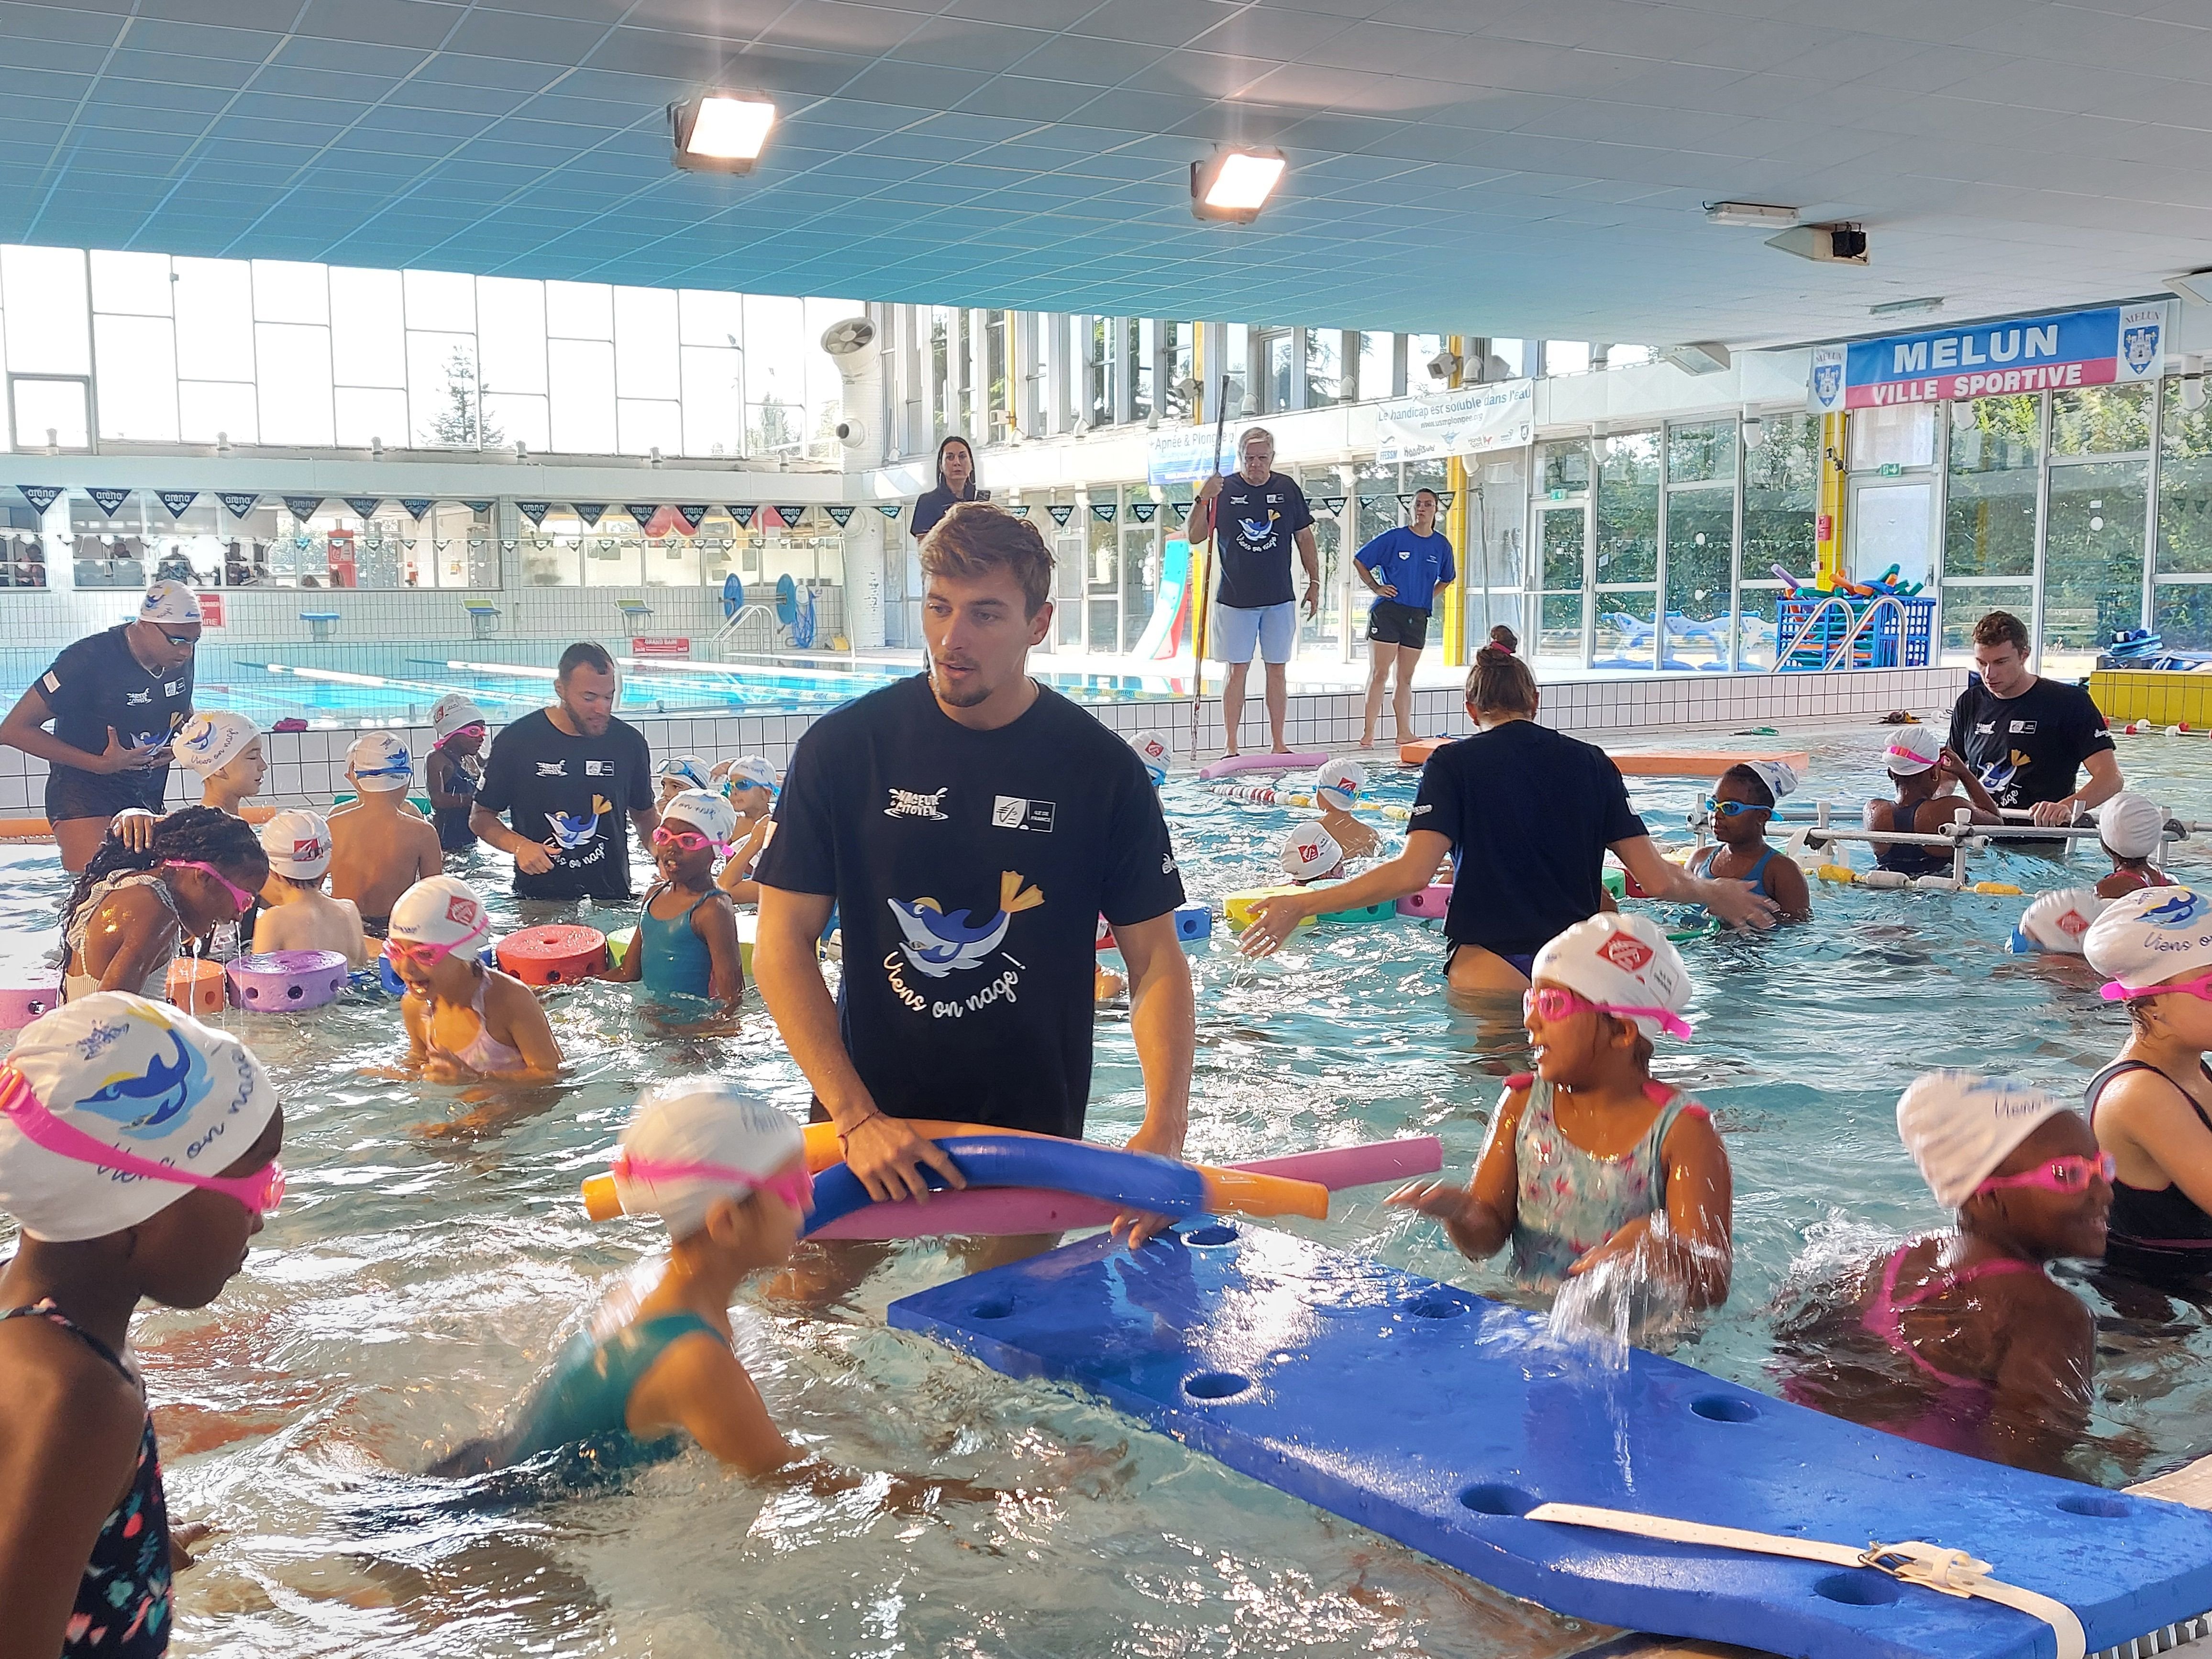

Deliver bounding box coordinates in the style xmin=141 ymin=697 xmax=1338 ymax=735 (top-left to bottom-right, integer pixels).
xmin=1374 ymin=379 xmax=1534 ymax=464
xmin=1812 ymin=304 xmax=2168 ymax=412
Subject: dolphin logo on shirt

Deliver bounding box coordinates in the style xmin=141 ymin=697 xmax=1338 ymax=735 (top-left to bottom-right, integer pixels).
xmin=886 ymin=870 xmax=1044 ymax=979
xmin=1978 ymin=748 xmax=2030 ymax=794
xmin=71 ymin=1028 xmax=210 ymax=1140
xmin=548 ymin=795 xmax=610 ymax=851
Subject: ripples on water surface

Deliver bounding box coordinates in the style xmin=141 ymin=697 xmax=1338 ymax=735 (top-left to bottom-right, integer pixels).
xmin=4 ymin=723 xmax=2209 ymax=1657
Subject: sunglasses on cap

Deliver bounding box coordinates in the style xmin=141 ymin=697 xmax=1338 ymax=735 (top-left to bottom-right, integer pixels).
xmin=164 ymin=859 xmax=258 ymax=916
xmin=0 ymin=1067 xmax=283 ymax=1217
xmin=609 ymin=1149 xmax=812 ymax=1212
xmin=1973 ymin=1151 xmax=2113 ymax=1198
xmin=1524 ymin=984 xmax=1693 ymax=1041
xmin=2100 ymin=971 xmax=2212 ymax=1006
xmin=1703 ymin=797 xmax=1770 ymax=818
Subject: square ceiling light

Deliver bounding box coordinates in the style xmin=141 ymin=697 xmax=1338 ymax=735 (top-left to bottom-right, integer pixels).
xmin=1192 ymin=147 xmax=1287 ymax=224
xmin=670 ymin=93 xmax=777 ymax=174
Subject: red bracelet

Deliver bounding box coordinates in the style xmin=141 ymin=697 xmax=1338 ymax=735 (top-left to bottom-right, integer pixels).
xmin=834 ymin=1111 xmax=882 ymax=1146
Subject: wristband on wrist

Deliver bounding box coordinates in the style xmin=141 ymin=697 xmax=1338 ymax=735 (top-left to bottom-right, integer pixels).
xmin=834 ymin=1109 xmax=883 ymax=1145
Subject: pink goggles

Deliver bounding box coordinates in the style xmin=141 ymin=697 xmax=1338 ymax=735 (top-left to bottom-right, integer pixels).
xmin=1974 ymin=1151 xmax=2114 ymax=1198
xmin=0 ymin=1066 xmax=283 ymax=1217
xmin=2101 ymin=971 xmax=2212 ymax=1006
xmin=1524 ymin=984 xmax=1692 ymax=1041
xmin=651 ymin=826 xmax=729 ymax=855
xmin=382 ymin=908 xmax=490 ymax=971
xmin=164 ymin=859 xmax=258 ymax=916
xmin=609 ymin=1149 xmax=812 ymax=1212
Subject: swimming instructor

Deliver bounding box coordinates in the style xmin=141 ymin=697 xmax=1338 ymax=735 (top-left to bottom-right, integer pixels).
xmin=1240 ymin=645 xmax=1776 ymax=991
xmin=752 ymin=501 xmax=1195 ymax=1247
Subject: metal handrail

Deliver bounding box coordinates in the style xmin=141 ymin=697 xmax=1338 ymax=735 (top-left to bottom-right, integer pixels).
xmin=1770 ymin=594 xmax=1853 ymax=672
xmin=1770 ymin=591 xmax=1908 ymax=672
xmin=1823 ymin=593 xmax=1907 ymax=671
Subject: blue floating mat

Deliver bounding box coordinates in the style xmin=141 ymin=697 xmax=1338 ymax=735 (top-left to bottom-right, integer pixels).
xmin=889 ymin=1226 xmax=2212 ymax=1659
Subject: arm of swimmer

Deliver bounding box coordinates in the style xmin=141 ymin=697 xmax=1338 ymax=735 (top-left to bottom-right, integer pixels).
xmin=2101 ymin=1070 xmax=2212 ymax=1220
xmin=629 ymin=1330 xmax=797 ymax=1479
xmin=603 ymin=927 xmax=643 ymax=983
xmin=1240 ymin=828 xmax=1454 ymax=957
xmin=1613 ymin=834 xmax=1776 ymax=930
xmin=0 ymin=1362 xmax=146 ymax=1659
xmin=425 ymin=753 xmax=468 ymax=811
xmin=487 ymin=976 xmax=563 ymax=1080
xmin=417 ymin=818 xmax=444 ymax=880
xmin=1565 ymin=1107 xmax=1733 ymax=1307
xmin=1389 ymin=1084 xmax=1526 ymax=1260
xmin=399 ymin=992 xmax=431 ymax=1071
xmin=696 ymin=894 xmax=746 ymax=1009
xmin=754 ymin=884 xmax=963 ymax=1206
xmin=1986 ymin=1293 xmax=2096 ymax=1475
xmin=1765 ymin=852 xmax=1813 ymax=921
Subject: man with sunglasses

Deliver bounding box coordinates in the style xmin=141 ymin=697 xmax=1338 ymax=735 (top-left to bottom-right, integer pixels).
xmin=0 ymin=581 xmax=201 ymax=873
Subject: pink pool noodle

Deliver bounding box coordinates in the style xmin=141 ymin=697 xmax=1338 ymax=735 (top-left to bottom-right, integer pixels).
xmin=807 ymin=1135 xmax=1443 ymax=1241
xmin=1196 ymin=751 xmax=1328 ymax=781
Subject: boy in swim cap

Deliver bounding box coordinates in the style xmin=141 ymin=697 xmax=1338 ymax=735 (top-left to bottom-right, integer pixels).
xmin=1312 ymin=759 xmax=1381 ymax=861
xmin=0 ymin=995 xmax=284 ymax=1656
xmin=1776 ymin=1071 xmax=2108 ymax=1473
xmin=2010 ymin=886 xmax=2107 ymax=957
xmin=252 ymin=808 xmax=368 ymax=967
xmin=1688 ymin=762 xmax=1811 ymax=920
xmin=655 ymin=754 xmax=714 ymax=809
xmin=387 ymin=874 xmax=560 ymax=1085
xmin=1279 ymin=821 xmax=1346 ymax=885
xmin=1389 ymin=913 xmax=1733 ymax=1308
xmin=424 ymin=693 xmax=487 ymax=854
xmin=1865 ymin=725 xmax=2001 ymax=878
xmin=104 ymin=708 xmax=265 ymax=854
xmin=2094 ymin=791 xmax=2174 ymax=900
xmin=606 ymin=790 xmax=744 ymax=1011
xmin=715 ymin=755 xmax=780 ymax=907
xmin=330 ymin=732 xmax=442 ymax=939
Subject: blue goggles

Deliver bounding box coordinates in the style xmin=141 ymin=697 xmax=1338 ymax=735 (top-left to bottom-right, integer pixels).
xmin=1703 ymin=797 xmax=1770 ymax=818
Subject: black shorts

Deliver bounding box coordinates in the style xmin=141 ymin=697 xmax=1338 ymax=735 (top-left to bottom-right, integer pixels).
xmin=1366 ymin=599 xmax=1430 ymax=649
xmin=45 ymin=764 xmax=165 ymax=826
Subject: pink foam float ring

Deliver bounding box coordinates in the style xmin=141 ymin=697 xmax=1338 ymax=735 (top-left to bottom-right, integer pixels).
xmin=166 ymin=958 xmax=227 ymax=1015
xmin=0 ymin=979 xmax=62 ymax=1030
xmin=1395 ymin=884 xmax=1453 ymax=918
xmin=226 ymin=948 xmax=349 ymax=1012
xmin=496 ymin=924 xmax=608 ymax=986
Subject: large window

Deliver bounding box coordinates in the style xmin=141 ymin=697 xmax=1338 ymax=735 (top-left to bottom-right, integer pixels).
xmin=2042 ymin=385 xmax=2149 ymax=674
xmin=1741 ymin=413 xmax=1819 ymax=668
xmin=2158 ymin=387 xmax=2212 ymax=649
xmin=1592 ymin=430 xmax=1659 ymax=665
xmin=1663 ymin=419 xmax=1735 ymax=668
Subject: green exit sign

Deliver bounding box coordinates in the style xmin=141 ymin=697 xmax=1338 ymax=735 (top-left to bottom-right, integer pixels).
xmin=1879 ymin=463 xmax=1903 ymax=476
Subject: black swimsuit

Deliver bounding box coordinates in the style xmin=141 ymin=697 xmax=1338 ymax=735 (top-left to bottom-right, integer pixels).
xmin=1875 ymin=798 xmax=1954 ymax=877
xmin=2087 ymin=1059 xmax=2212 ymax=1285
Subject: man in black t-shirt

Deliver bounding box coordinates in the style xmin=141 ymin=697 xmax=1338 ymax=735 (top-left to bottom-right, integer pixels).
xmin=754 ymin=501 xmax=1194 ymax=1248
xmin=1945 ymin=610 xmax=2120 ymax=838
xmin=0 ymin=580 xmax=200 ymax=872
xmin=1185 ymin=427 xmax=1321 ymax=758
xmin=471 ymin=641 xmax=658 ymax=900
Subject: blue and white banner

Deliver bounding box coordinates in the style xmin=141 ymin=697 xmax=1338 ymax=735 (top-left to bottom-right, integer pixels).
xmin=155 ymin=491 xmax=198 ymax=518
xmin=400 ymin=498 xmax=434 ymax=520
xmin=16 ymin=485 xmax=61 ymax=515
xmin=344 ymin=497 xmax=381 ymax=519
xmin=1807 ymin=345 xmax=1845 ymax=415
xmin=215 ymin=492 xmax=258 ymax=519
xmin=281 ymin=495 xmax=322 ymax=520
xmin=1375 ymin=377 xmax=1535 ymax=463
xmin=87 ymin=487 xmax=131 ymax=517
xmin=824 ymin=504 xmax=854 ymax=527
xmin=677 ymin=504 xmax=710 ymax=531
xmin=773 ymin=504 xmax=807 ymax=528
xmin=1145 ymin=423 xmax=1227 ymax=487
xmin=572 ymin=503 xmax=606 ymax=528
xmin=1829 ymin=303 xmax=2169 ymax=409
xmin=727 ymin=505 xmax=756 ymax=529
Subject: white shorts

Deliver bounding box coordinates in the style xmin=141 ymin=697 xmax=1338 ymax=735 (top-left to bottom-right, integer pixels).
xmin=1212 ymin=600 xmax=1297 ymax=665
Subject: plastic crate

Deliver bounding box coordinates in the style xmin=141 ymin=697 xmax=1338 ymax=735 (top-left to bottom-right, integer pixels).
xmin=1776 ymin=594 xmax=1932 ymax=671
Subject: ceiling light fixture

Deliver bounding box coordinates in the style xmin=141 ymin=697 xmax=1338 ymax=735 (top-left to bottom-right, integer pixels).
xmin=670 ymin=92 xmax=777 ymax=174
xmin=1870 ymin=295 xmax=1944 ymax=317
xmin=1192 ymin=147 xmax=1286 ymax=224
xmin=1704 ymin=201 xmax=1798 ymax=229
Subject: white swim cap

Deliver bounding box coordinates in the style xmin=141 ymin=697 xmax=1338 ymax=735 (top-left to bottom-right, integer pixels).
xmin=1128 ymin=731 xmax=1170 ymax=787
xmin=1280 ymin=821 xmax=1344 ymax=881
xmin=389 ymin=874 xmax=491 ymax=952
xmin=260 ymin=808 xmax=332 ymax=879
xmin=612 ymin=1082 xmax=804 ymax=1239
xmin=2099 ymin=792 xmax=2166 ymax=860
xmin=1742 ymin=759 xmax=1798 ymax=803
xmin=431 ymin=692 xmax=487 ymax=741
xmin=138 ymin=580 xmax=202 ymax=624
xmin=661 ymin=788 xmax=737 ymax=847
xmin=1531 ymin=913 xmax=1693 ymax=1041
xmin=656 ymin=754 xmax=713 ymax=793
xmin=172 ymin=710 xmax=259 ymax=777
xmin=722 ymin=755 xmax=779 ymax=796
xmin=2013 ymin=886 xmax=2105 ymax=955
xmin=1883 ymin=726 xmax=1942 ymax=776
xmin=0 ymin=994 xmax=278 ymax=1242
xmin=2083 ymin=883 xmax=2212 ymax=990
xmin=1315 ymin=759 xmax=1367 ymax=810
xmin=1896 ymin=1069 xmax=2075 ymax=1210
xmin=348 ymin=730 xmax=413 ymax=792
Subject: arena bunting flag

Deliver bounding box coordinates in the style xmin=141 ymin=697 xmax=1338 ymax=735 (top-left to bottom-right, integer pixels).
xmin=282 ymin=496 xmax=322 ymax=520
xmin=1168 ymin=500 xmax=1189 ymax=522
xmin=516 ymin=500 xmax=551 ymax=526
xmin=1130 ymin=501 xmax=1158 ymax=523
xmin=624 ymin=504 xmax=659 ymax=526
xmin=401 ymin=499 xmax=434 ymax=520
xmin=572 ymin=503 xmax=606 ymax=528
xmin=1046 ymin=504 xmax=1075 ymax=526
xmin=156 ymin=491 xmax=198 ymax=518
xmin=216 ymin=493 xmax=259 ymax=518
xmin=87 ymin=488 xmax=131 ymax=516
xmin=825 ymin=504 xmax=854 ymax=527
xmin=728 ymin=505 xmax=756 ymax=529
xmin=1007 ymin=503 xmax=1031 ymax=518
xmin=1438 ymin=491 xmax=1457 ymax=508
xmin=875 ymin=503 xmax=902 ymax=519
xmin=463 ymin=500 xmax=492 ymax=515
xmin=1396 ymin=494 xmax=1416 ymax=511
xmin=677 ymin=504 xmax=710 ymax=531
xmin=1316 ymin=496 xmax=1346 ymax=514
xmin=344 ymin=497 xmax=381 ymax=519
xmin=16 ymin=486 xmax=62 ymax=514
xmin=1090 ymin=501 xmax=1117 ymax=522
xmin=774 ymin=504 xmax=808 ymax=528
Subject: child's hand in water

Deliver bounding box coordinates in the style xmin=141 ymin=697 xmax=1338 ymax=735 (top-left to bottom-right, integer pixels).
xmin=421 ymin=1054 xmax=475 ymax=1084
xmin=1388 ymin=1179 xmax=1501 ymax=1256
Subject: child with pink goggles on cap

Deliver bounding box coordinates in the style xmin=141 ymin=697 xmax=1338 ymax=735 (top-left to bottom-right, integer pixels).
xmin=1389 ymin=913 xmax=1734 ymax=1311
xmin=384 ymin=874 xmax=561 ymax=1090
xmin=606 ymin=790 xmax=744 ymax=1013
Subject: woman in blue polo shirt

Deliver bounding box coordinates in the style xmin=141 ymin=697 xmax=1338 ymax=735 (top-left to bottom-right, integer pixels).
xmin=1355 ymin=487 xmax=1456 ymax=749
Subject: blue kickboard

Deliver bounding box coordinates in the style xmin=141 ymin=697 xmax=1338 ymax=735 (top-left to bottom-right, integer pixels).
xmin=888 ymin=1225 xmax=2212 ymax=1659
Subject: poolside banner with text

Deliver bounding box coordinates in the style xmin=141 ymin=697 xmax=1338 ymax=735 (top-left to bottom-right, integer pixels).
xmin=1375 ymin=378 xmax=1534 ymax=463
xmin=282 ymin=496 xmax=322 ymax=520
xmin=1146 ymin=423 xmax=1221 ymax=486
xmin=1826 ymin=303 xmax=2169 ymax=409
xmin=216 ymin=493 xmax=258 ymax=518
xmin=16 ymin=486 xmax=61 ymax=515
xmin=87 ymin=488 xmax=130 ymax=516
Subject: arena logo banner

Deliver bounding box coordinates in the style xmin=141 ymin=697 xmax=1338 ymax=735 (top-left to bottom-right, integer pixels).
xmin=773 ymin=504 xmax=808 ymax=528
xmin=216 ymin=492 xmax=259 ymax=518
xmin=1396 ymin=494 xmax=1416 ymax=511
xmin=1090 ymin=501 xmax=1117 ymax=522
xmin=728 ymin=505 xmax=756 ymax=529
xmin=16 ymin=486 xmax=62 ymax=515
xmin=87 ymin=487 xmax=132 ymax=516
xmin=400 ymin=499 xmax=434 ymax=520
xmin=1374 ymin=377 xmax=1535 ymax=464
xmin=1007 ymin=503 xmax=1031 ymax=517
xmin=1316 ymin=496 xmax=1346 ymax=514
xmin=1167 ymin=500 xmax=1189 ymax=522
xmin=824 ymin=504 xmax=854 ymax=527
xmin=344 ymin=497 xmax=382 ymax=519
xmin=156 ymin=491 xmax=198 ymax=518
xmin=875 ymin=503 xmax=902 ymax=519
xmin=282 ymin=496 xmax=323 ymax=520
xmin=463 ymin=500 xmax=492 ymax=515
xmin=1046 ymin=504 xmax=1075 ymax=526
xmin=624 ymin=503 xmax=660 ymax=527
xmin=516 ymin=500 xmax=552 ymax=527
xmin=1438 ymin=491 xmax=1457 ymax=508
xmin=572 ymin=503 xmax=606 ymax=528
xmin=1834 ymin=303 xmax=2169 ymax=409
xmin=677 ymin=504 xmax=710 ymax=531
xmin=1129 ymin=500 xmax=1159 ymax=523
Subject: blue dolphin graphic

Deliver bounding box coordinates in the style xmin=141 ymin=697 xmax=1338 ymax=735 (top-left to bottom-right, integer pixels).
xmin=73 ymin=1030 xmax=206 ymax=1139
xmin=548 ymin=795 xmax=609 ymax=851
xmin=2143 ymin=891 xmax=2206 ymax=928
xmin=886 ymin=872 xmax=1044 ymax=980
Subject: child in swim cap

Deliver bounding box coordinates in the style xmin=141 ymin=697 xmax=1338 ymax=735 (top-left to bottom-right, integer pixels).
xmin=1687 ymin=762 xmax=1811 ymax=920
xmin=655 ymin=754 xmax=714 ymax=808
xmin=2094 ymin=791 xmax=2174 ymax=900
xmin=436 ymin=1083 xmax=810 ymax=1478
xmin=172 ymin=710 xmax=265 ymax=816
xmin=60 ymin=806 xmax=268 ymax=1004
xmin=387 ymin=875 xmax=560 ymax=1084
xmin=330 ymin=732 xmax=442 ymax=941
xmin=1279 ymin=821 xmax=1346 ymax=885
xmin=2010 ymin=886 xmax=2106 ymax=957
xmin=1775 ymin=1070 xmax=2107 ymax=1472
xmin=1312 ymin=760 xmax=1381 ymax=861
xmin=251 ymin=808 xmax=368 ymax=967
xmin=606 ymin=790 xmax=744 ymax=1011
xmin=1866 ymin=725 xmax=2000 ymax=879
xmin=714 ymin=756 xmax=780 ymax=907
xmin=2080 ymin=885 xmax=2212 ymax=1288
xmin=0 ymin=994 xmax=284 ymax=1656
xmin=1389 ymin=913 xmax=1733 ymax=1308
xmin=424 ymin=693 xmax=487 ymax=854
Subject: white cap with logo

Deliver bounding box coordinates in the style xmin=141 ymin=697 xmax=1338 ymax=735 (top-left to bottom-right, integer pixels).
xmin=2098 ymin=792 xmax=2166 ymax=861
xmin=260 ymin=808 xmax=333 ymax=879
xmin=173 ymin=710 xmax=258 ymax=777
xmin=2012 ymin=887 xmax=2106 ymax=955
xmin=1896 ymin=1069 xmax=2075 ymax=1210
xmin=1280 ymin=822 xmax=1344 ymax=881
xmin=722 ymin=755 xmax=779 ymax=796
xmin=431 ymin=692 xmax=487 ymax=741
xmin=348 ymin=731 xmax=413 ymax=792
xmin=661 ymin=788 xmax=738 ymax=848
xmin=2084 ymin=883 xmax=2212 ymax=990
xmin=1315 ymin=759 xmax=1367 ymax=811
xmin=1530 ymin=913 xmax=1693 ymax=1041
xmin=138 ymin=581 xmax=202 ymax=625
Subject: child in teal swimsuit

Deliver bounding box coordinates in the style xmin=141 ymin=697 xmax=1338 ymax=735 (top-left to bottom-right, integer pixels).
xmin=1390 ymin=913 xmax=1734 ymax=1308
xmin=606 ymin=789 xmax=744 ymax=1010
xmin=1689 ymin=762 xmax=1810 ymax=921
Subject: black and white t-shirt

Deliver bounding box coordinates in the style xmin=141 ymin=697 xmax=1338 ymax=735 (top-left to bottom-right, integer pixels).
xmin=475 ymin=708 xmax=654 ymax=899
xmin=756 ymin=675 xmax=1184 ymax=1139
xmin=1212 ymin=472 xmax=1315 ymax=610
xmin=38 ymin=624 xmax=194 ymax=818
xmin=1946 ymin=676 xmax=2114 ymax=815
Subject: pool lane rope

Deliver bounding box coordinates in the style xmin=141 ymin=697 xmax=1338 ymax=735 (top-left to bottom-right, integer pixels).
xmin=1525 ymin=1503 xmax=2087 ymax=1659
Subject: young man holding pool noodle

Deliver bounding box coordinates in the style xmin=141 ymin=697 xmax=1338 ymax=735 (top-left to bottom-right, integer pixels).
xmin=752 ymin=502 xmax=1196 ymax=1250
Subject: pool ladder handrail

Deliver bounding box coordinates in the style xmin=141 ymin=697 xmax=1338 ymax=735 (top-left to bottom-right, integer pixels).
xmin=1770 ymin=593 xmax=1908 ymax=673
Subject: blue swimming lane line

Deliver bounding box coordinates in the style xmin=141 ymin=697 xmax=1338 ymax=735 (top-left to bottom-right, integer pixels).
xmin=888 ymin=1226 xmax=2212 ymax=1659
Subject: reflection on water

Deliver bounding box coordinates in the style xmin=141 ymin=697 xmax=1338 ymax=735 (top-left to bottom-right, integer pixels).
xmin=1 ymin=726 xmax=2207 ymax=1654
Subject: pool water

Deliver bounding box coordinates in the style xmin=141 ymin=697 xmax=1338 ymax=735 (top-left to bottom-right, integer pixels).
xmin=7 ymin=724 xmax=2212 ymax=1658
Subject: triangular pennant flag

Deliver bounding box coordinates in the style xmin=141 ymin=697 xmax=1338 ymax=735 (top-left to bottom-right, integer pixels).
xmin=728 ymin=505 xmax=756 ymax=529
xmin=516 ymin=500 xmax=551 ymax=526
xmin=1168 ymin=500 xmax=1190 ymax=522
xmin=1129 ymin=501 xmax=1159 ymax=523
xmin=1438 ymin=490 xmax=1457 ymax=508
xmin=1007 ymin=503 xmax=1031 ymax=518
xmin=156 ymin=491 xmax=198 ymax=519
xmin=573 ymin=503 xmax=606 ymax=529
xmin=281 ymin=495 xmax=322 ymax=520
xmin=678 ymin=505 xmax=710 ymax=531
xmin=499 ymin=539 xmax=518 ymax=553
xmin=875 ymin=503 xmax=903 ymax=519
xmin=1317 ymin=496 xmax=1346 ymax=514
xmin=16 ymin=486 xmax=61 ymax=515
xmin=774 ymin=504 xmax=808 ymax=528
xmin=1359 ymin=496 xmax=1382 ymax=509
xmin=215 ymin=492 xmax=258 ymax=519
xmin=624 ymin=504 xmax=661 ymax=527
xmin=87 ymin=487 xmax=131 ymax=516
xmin=401 ymin=498 xmax=435 ymax=521
xmin=1396 ymin=494 xmax=1416 ymax=511
xmin=1046 ymin=504 xmax=1074 ymax=526
xmin=1090 ymin=501 xmax=1117 ymax=522
xmin=825 ymin=504 xmax=854 ymax=527
xmin=463 ymin=500 xmax=492 ymax=515
xmin=344 ymin=497 xmax=382 ymax=519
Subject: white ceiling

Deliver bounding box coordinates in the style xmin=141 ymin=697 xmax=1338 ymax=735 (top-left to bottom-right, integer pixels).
xmin=2 ymin=0 xmax=2210 ymax=346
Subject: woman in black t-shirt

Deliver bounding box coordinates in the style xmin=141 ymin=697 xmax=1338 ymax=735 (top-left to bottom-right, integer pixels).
xmin=910 ymin=435 xmax=981 ymax=542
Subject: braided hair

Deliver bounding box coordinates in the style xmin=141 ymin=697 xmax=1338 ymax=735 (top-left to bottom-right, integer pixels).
xmin=60 ymin=806 xmax=269 ymax=941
